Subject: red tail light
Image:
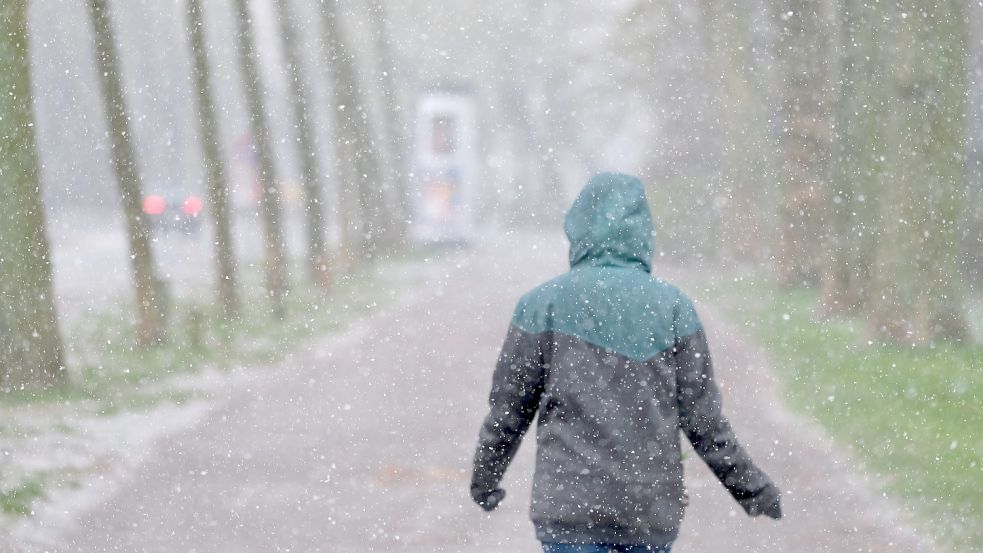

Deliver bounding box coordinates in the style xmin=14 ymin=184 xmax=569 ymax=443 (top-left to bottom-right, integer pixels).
xmin=143 ymin=195 xmax=166 ymax=216
xmin=182 ymin=195 xmax=203 ymax=216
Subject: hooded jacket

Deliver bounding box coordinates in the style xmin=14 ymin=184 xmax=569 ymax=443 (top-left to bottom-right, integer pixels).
xmin=471 ymin=173 xmax=779 ymax=546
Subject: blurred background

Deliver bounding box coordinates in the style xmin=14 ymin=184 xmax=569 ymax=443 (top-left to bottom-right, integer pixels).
xmin=0 ymin=0 xmax=980 ymax=552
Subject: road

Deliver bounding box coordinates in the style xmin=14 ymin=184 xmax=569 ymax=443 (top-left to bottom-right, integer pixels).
xmin=25 ymin=232 xmax=933 ymax=552
xmin=46 ymin=205 xmax=312 ymax=325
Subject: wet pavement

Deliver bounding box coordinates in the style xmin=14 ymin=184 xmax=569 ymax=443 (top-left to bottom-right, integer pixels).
xmin=24 ymin=232 xmax=933 ymax=552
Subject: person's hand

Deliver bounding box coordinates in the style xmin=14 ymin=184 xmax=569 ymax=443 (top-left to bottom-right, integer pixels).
xmin=761 ymin=495 xmax=782 ymax=519
xmin=473 ymin=487 xmax=506 ymax=512
xmin=739 ymin=484 xmax=782 ymax=519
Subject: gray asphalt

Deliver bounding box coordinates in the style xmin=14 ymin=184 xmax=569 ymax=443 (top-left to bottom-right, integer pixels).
xmin=36 ymin=232 xmax=933 ymax=552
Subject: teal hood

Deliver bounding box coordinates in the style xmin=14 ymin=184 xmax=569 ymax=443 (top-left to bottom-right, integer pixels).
xmin=564 ymin=173 xmax=653 ymax=272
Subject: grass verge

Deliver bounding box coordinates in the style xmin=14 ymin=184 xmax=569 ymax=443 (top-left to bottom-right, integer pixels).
xmin=0 ymin=259 xmax=404 ymax=518
xmin=0 ymin=477 xmax=45 ymax=517
xmin=707 ymin=277 xmax=982 ymax=553
xmin=4 ymin=264 xmax=393 ymax=410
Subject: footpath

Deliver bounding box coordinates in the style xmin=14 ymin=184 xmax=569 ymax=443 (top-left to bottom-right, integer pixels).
xmin=12 ymin=233 xmax=933 ymax=553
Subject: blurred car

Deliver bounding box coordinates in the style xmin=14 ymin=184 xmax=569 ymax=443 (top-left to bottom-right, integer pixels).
xmin=142 ymin=193 xmax=204 ymax=234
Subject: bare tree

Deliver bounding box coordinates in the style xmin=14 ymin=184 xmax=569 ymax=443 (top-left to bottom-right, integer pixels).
xmin=274 ymin=0 xmax=330 ymax=286
xmin=697 ymin=0 xmax=778 ymax=263
xmin=87 ymin=0 xmax=166 ymax=345
xmin=365 ymin=0 xmax=409 ymax=246
xmin=964 ymin=2 xmax=983 ymax=287
xmin=231 ymin=0 xmax=288 ymax=316
xmin=867 ymin=0 xmax=970 ymax=343
xmin=770 ymin=2 xmax=838 ymax=287
xmin=319 ymin=1 xmax=387 ymax=263
xmin=185 ymin=0 xmax=239 ymax=320
xmin=0 ymin=0 xmax=65 ymax=389
xmin=820 ymin=0 xmax=880 ymax=316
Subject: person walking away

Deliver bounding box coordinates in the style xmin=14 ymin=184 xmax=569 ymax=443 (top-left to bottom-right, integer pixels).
xmin=470 ymin=173 xmax=782 ymax=553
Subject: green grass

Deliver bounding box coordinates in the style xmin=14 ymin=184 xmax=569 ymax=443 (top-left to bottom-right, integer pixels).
xmin=708 ymin=278 xmax=982 ymax=553
xmin=2 ymin=263 xmax=394 ymax=412
xmin=0 ymin=477 xmax=45 ymax=516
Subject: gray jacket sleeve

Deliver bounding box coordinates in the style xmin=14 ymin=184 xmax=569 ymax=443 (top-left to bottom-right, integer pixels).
xmin=470 ymin=324 xmax=546 ymax=501
xmin=674 ymin=326 xmax=779 ymax=515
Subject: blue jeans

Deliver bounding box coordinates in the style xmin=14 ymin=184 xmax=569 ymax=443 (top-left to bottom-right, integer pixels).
xmin=542 ymin=544 xmax=672 ymax=553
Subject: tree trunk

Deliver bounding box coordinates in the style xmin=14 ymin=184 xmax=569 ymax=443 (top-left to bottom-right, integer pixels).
xmin=186 ymin=0 xmax=239 ymax=320
xmin=771 ymin=2 xmax=837 ymax=288
xmin=820 ymin=0 xmax=880 ymax=316
xmin=964 ymin=2 xmax=983 ymax=287
xmin=365 ymin=0 xmax=409 ymax=247
xmin=319 ymin=2 xmax=386 ymax=263
xmin=87 ymin=0 xmax=166 ymax=345
xmin=866 ymin=0 xmax=970 ymax=344
xmin=697 ymin=1 xmax=778 ymax=264
xmin=274 ymin=0 xmax=330 ymax=287
xmin=0 ymin=0 xmax=65 ymax=390
xmin=231 ymin=0 xmax=288 ymax=317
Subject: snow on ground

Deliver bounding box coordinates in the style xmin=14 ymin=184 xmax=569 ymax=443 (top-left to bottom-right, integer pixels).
xmin=1 ymin=234 xmax=942 ymax=552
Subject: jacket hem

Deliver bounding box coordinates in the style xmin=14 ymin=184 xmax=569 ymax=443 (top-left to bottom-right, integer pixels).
xmin=534 ymin=522 xmax=678 ymax=548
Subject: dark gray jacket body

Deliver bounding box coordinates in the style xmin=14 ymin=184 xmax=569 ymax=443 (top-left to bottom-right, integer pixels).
xmin=470 ymin=173 xmax=778 ymax=546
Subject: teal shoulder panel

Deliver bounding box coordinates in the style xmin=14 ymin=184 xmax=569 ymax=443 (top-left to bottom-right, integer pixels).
xmin=672 ymin=291 xmax=702 ymax=339
xmin=510 ymin=267 xmax=704 ymax=361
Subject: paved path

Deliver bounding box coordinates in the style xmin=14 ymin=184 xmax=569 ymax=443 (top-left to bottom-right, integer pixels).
xmin=25 ymin=233 xmax=932 ymax=552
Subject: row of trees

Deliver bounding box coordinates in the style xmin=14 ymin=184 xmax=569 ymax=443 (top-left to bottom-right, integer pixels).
xmin=762 ymin=0 xmax=966 ymax=344
xmin=609 ymin=0 xmax=973 ymax=345
xmin=1 ymin=0 xmax=407 ymax=389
